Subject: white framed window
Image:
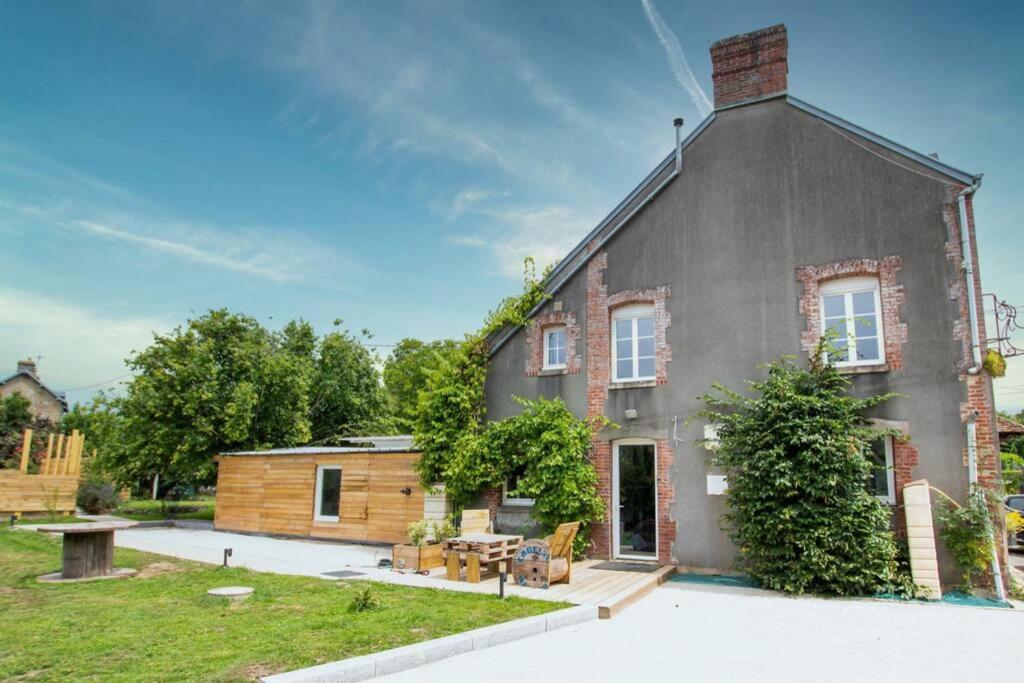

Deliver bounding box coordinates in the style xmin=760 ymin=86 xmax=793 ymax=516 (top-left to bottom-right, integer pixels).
xmin=313 ymin=465 xmax=342 ymax=522
xmin=543 ymin=326 xmax=567 ymax=370
xmin=612 ymin=304 xmax=656 ymax=383
xmin=867 ymin=437 xmax=896 ymax=505
xmin=820 ymin=277 xmax=885 ymax=367
xmin=502 ymin=465 xmax=534 ymax=506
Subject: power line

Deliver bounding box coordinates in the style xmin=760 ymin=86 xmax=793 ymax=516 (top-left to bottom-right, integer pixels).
xmin=63 ymin=374 xmax=133 ymax=392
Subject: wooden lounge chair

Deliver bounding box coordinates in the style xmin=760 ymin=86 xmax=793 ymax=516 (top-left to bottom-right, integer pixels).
xmin=511 ymin=521 xmax=580 ymax=589
xmin=460 ymin=508 xmax=492 ymax=534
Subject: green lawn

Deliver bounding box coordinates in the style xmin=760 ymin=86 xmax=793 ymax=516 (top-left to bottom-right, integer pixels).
xmin=0 ymin=530 xmax=564 ymax=681
xmin=115 ymin=496 xmax=216 ymax=521
xmin=14 ymin=515 xmax=92 ymax=526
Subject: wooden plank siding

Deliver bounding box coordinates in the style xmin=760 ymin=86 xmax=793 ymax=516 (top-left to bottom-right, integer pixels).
xmin=214 ymin=451 xmax=425 ymax=544
xmin=0 ymin=471 xmax=79 ymax=515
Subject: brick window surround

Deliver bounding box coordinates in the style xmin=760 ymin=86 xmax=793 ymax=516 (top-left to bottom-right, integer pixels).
xmin=585 ymin=250 xmax=675 ymax=563
xmin=525 ymin=311 xmax=581 ymax=376
xmin=796 ymin=256 xmax=908 ymax=372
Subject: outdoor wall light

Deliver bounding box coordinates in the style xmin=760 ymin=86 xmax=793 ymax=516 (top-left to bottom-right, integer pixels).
xmin=400 ymin=487 xmax=412 ymax=496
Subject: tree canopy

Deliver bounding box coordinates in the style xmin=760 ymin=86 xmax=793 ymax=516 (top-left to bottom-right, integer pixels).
xmin=383 ymin=338 xmax=457 ymax=434
xmin=70 ymin=309 xmax=397 ymax=491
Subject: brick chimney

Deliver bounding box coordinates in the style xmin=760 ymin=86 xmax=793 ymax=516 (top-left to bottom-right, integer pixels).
xmin=17 ymin=359 xmax=37 ymax=377
xmin=710 ymin=24 xmax=788 ymax=110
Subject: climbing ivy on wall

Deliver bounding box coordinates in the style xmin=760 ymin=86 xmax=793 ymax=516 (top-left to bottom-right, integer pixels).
xmin=413 ymin=260 xmax=606 ymax=553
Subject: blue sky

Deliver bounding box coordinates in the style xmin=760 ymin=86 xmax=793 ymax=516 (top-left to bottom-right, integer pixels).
xmin=1 ymin=0 xmax=1022 ymax=410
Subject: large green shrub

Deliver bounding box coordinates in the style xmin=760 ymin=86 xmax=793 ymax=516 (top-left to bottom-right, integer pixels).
xmin=700 ymin=342 xmax=912 ymax=596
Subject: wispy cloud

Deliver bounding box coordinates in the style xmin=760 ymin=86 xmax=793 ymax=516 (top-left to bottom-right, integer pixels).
xmin=640 ymin=0 xmax=712 ymax=118
xmin=0 ymin=287 xmax=169 ymax=402
xmin=446 ymin=203 xmax=594 ymax=278
xmin=0 ymin=142 xmax=358 ymax=287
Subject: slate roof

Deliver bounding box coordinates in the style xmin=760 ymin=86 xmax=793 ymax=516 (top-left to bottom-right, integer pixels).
xmin=0 ymin=369 xmax=68 ymax=410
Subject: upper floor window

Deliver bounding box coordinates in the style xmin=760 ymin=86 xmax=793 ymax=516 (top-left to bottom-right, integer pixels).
xmin=543 ymin=326 xmax=567 ymax=370
xmin=612 ymin=304 xmax=656 ymax=383
xmin=866 ymin=437 xmax=895 ymax=505
xmin=820 ymin=277 xmax=885 ymax=367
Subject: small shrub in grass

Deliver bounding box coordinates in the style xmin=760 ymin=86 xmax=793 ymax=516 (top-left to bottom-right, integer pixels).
xmin=77 ymin=481 xmax=120 ymax=514
xmin=700 ymin=338 xmax=913 ymax=596
xmin=348 ymin=587 xmax=382 ymax=613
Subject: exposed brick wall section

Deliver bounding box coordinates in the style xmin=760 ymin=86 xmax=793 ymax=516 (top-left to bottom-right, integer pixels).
xmin=481 ymin=487 xmax=501 ymax=524
xmin=586 ymin=252 xmax=613 ymax=558
xmin=891 ymin=437 xmax=919 ymax=534
xmin=584 ymin=250 xmax=675 ymax=561
xmin=796 ymin=256 xmax=908 ymax=371
xmin=654 ymin=438 xmax=677 ymax=564
xmin=944 ymin=185 xmax=1007 ymax=585
xmin=710 ymin=24 xmax=788 ymax=110
xmin=524 ymin=311 xmax=581 ymax=376
xmin=607 ymin=288 xmax=672 ymax=385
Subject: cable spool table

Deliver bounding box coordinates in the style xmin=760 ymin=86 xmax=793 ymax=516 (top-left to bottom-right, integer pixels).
xmin=36 ymin=520 xmax=138 ymax=582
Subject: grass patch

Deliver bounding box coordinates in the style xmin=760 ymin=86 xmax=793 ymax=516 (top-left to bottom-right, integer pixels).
xmin=14 ymin=515 xmax=92 ymax=526
xmin=0 ymin=530 xmax=564 ymax=681
xmin=115 ymin=496 xmax=216 ymax=522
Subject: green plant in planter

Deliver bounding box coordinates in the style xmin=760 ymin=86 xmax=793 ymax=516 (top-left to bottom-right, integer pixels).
xmin=699 ymin=337 xmax=913 ymax=596
xmin=983 ymin=349 xmax=1006 ymax=377
xmin=406 ymin=519 xmax=429 ymax=547
xmin=431 ymin=516 xmax=457 ymax=544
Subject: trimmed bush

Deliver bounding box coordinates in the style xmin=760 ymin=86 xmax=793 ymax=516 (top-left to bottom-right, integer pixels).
xmin=77 ymin=481 xmax=120 ymax=514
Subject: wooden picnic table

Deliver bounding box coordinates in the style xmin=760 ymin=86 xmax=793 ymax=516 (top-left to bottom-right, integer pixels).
xmin=442 ymin=533 xmax=523 ymax=583
xmin=36 ymin=521 xmax=138 ymax=580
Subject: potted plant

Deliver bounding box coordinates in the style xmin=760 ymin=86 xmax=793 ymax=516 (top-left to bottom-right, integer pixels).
xmin=392 ymin=518 xmax=451 ymax=571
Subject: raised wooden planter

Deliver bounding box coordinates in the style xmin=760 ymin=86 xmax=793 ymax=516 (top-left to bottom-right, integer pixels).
xmin=392 ymin=543 xmax=444 ymax=571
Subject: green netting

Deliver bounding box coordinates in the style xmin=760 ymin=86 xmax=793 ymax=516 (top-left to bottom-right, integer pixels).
xmin=669 ymin=572 xmax=759 ymax=589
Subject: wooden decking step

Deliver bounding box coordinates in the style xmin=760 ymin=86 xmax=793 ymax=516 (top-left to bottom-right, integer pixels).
xmin=596 ymin=565 xmax=675 ymax=619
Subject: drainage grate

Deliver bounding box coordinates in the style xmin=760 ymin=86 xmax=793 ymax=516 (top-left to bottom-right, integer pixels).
xmin=321 ymin=570 xmax=366 ymax=578
xmin=591 ymin=561 xmax=661 ymax=573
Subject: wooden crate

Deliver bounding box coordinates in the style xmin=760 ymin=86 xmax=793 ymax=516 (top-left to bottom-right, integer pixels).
xmin=392 ymin=543 xmax=444 ymax=571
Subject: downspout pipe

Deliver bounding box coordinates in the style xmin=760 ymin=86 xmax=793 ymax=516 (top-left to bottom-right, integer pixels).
xmin=959 ymin=182 xmax=1005 ymax=600
xmin=958 ymin=184 xmax=983 ymax=373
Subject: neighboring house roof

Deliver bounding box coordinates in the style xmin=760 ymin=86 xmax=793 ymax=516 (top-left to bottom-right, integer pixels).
xmin=0 ymin=369 xmax=68 ymax=410
xmin=222 ymin=435 xmax=418 ymax=456
xmin=998 ymin=415 xmax=1024 ymax=438
xmin=489 ymin=93 xmax=981 ymax=356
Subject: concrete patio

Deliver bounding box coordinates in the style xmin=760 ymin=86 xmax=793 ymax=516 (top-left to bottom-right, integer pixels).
xmin=377 ymin=580 xmax=1023 ymax=683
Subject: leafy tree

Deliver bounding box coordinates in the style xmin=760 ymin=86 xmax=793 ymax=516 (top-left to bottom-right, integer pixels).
xmin=383 ymin=338 xmax=458 ymax=433
xmin=308 ymin=328 xmax=395 ymax=442
xmin=107 ymin=309 xmax=312 ymax=488
xmin=0 ymin=393 xmax=33 ymax=468
xmin=700 ymin=341 xmax=911 ymax=596
xmin=62 ymin=392 xmax=127 ymax=481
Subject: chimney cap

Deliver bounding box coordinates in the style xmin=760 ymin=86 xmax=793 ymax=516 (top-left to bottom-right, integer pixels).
xmin=673 ymin=117 xmax=684 ymax=128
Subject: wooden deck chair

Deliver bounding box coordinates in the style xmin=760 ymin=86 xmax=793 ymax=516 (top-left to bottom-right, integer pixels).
xmin=460 ymin=509 xmax=492 ymax=534
xmin=511 ymin=521 xmax=580 ymax=589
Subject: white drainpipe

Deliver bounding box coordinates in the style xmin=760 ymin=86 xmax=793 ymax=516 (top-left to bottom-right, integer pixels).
xmin=958 ymin=183 xmax=1005 ymax=601
xmin=958 ymin=185 xmax=982 ymax=372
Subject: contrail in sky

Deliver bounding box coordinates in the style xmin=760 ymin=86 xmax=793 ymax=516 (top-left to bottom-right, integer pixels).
xmin=640 ymin=0 xmax=713 ymax=118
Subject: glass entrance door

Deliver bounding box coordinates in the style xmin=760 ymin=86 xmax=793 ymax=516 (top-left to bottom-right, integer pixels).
xmin=613 ymin=441 xmax=657 ymax=559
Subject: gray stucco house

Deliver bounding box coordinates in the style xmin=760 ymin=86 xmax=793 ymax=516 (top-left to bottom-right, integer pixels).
xmin=482 ymin=24 xmax=1003 ymax=586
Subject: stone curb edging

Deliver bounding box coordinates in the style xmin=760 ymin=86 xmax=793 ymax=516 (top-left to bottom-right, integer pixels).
xmin=261 ymin=604 xmax=599 ymax=683
xmin=133 ymin=519 xmax=214 ymax=530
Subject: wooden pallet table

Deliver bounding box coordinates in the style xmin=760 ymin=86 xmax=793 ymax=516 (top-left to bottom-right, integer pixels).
xmin=442 ymin=533 xmax=523 ymax=583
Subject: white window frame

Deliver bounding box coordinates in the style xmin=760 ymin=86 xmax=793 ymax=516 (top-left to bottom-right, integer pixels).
xmin=870 ymin=437 xmax=896 ymax=506
xmin=313 ymin=465 xmax=342 ymax=522
xmin=819 ymin=277 xmax=886 ymax=368
xmin=542 ymin=325 xmax=568 ymax=371
xmin=612 ymin=438 xmax=658 ymax=560
xmin=611 ymin=304 xmax=656 ymax=383
xmin=502 ymin=472 xmax=534 ymax=507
